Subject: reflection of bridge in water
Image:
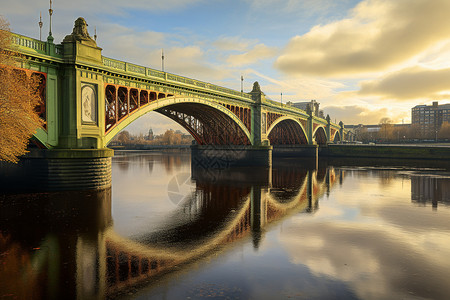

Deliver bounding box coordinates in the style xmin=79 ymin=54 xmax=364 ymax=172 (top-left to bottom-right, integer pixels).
xmin=0 ymin=162 xmax=342 ymax=299
xmin=103 ymin=162 xmax=341 ymax=297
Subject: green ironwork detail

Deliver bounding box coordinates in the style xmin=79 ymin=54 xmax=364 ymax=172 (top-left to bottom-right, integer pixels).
xmin=147 ymin=69 xmax=165 ymax=78
xmin=127 ymin=63 xmax=145 ymax=75
xmin=11 ymin=33 xmax=46 ymax=54
xmin=102 ymin=57 xmax=126 ymax=71
xmin=101 ymin=55 xmax=252 ymax=101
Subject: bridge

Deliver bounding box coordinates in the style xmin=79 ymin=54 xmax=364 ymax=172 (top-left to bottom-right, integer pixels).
xmin=2 ymin=17 xmax=349 ymax=190
xmin=9 ymin=18 xmax=347 ymax=151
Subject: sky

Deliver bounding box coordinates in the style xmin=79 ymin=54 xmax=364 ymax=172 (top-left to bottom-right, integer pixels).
xmin=3 ymin=0 xmax=450 ymax=134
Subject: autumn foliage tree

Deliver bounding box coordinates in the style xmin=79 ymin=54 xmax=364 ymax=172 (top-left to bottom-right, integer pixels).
xmin=0 ymin=17 xmax=44 ymax=163
xmin=117 ymin=130 xmax=131 ymax=144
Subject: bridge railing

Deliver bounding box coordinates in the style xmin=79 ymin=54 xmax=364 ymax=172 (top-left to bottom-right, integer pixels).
xmin=264 ymin=97 xmax=343 ymax=128
xmin=10 ymin=33 xmax=47 ymax=54
xmin=101 ymin=56 xmax=252 ymax=101
xmin=264 ymin=97 xmax=311 ymax=117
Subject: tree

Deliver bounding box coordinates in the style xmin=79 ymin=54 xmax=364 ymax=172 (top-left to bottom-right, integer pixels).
xmin=0 ymin=17 xmax=44 ymax=163
xmin=117 ymin=130 xmax=131 ymax=145
xmin=379 ymin=118 xmax=393 ymax=142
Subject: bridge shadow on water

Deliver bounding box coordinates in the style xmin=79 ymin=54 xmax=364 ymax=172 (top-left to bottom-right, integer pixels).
xmin=0 ymin=159 xmax=341 ymax=299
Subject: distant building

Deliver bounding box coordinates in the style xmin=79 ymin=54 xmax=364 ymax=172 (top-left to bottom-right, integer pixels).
xmin=291 ymin=100 xmax=321 ymax=117
xmin=345 ymin=123 xmax=411 ymax=142
xmin=412 ymin=101 xmax=450 ymax=137
xmin=147 ymin=128 xmax=154 ymax=141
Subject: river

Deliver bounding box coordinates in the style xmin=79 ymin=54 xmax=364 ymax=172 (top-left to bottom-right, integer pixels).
xmin=1 ymin=151 xmax=450 ymax=300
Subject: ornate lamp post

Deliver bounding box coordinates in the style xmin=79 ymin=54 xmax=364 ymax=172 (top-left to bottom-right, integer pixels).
xmin=39 ymin=12 xmax=43 ymax=41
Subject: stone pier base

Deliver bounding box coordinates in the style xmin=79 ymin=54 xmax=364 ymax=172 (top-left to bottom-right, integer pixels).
xmin=0 ymin=148 xmax=114 ymax=193
xmin=272 ymin=145 xmax=318 ymax=158
xmin=191 ymin=145 xmax=272 ymax=168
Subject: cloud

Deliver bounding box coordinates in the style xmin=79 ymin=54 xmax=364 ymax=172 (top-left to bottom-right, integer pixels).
xmin=99 ymin=24 xmax=165 ymax=60
xmin=280 ymin=221 xmax=450 ymax=300
xmin=322 ymin=105 xmax=389 ymax=125
xmin=358 ymin=66 xmax=450 ymax=100
xmin=275 ymin=0 xmax=450 ymax=77
xmin=3 ymin=0 xmax=204 ymax=39
xmin=163 ymin=46 xmax=233 ymax=81
xmin=213 ymin=36 xmax=257 ymax=52
xmin=226 ymin=44 xmax=277 ymax=67
xmin=3 ymin=0 xmax=203 ymax=16
xmin=96 ymin=23 xmax=232 ymax=82
xmin=246 ymin=0 xmax=339 ymax=17
xmin=247 ymin=69 xmax=344 ymax=100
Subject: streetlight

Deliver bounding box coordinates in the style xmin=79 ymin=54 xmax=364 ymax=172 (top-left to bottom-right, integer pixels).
xmin=38 ymin=12 xmax=43 ymax=41
xmin=241 ymin=75 xmax=243 ymax=94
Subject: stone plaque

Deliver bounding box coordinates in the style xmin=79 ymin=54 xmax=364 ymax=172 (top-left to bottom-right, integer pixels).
xmin=262 ymin=113 xmax=267 ymax=134
xmin=81 ymin=83 xmax=97 ymax=124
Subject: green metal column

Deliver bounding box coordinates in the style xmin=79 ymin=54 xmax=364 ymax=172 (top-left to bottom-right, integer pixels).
xmin=250 ymin=82 xmax=263 ymax=146
xmin=307 ymin=115 xmax=314 ymax=145
xmin=326 ymin=114 xmax=331 ymax=143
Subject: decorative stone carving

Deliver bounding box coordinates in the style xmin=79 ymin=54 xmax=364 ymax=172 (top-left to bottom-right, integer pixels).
xmin=63 ymin=17 xmax=97 ymax=47
xmin=251 ymin=81 xmax=261 ymax=93
xmin=81 ymin=84 xmax=97 ymax=124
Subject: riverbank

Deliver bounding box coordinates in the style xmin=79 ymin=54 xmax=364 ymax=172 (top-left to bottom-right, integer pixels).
xmin=109 ymin=144 xmax=191 ymax=150
xmin=322 ymin=144 xmax=450 ymax=160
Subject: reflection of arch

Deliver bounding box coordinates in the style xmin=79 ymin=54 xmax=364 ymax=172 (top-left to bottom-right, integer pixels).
xmin=270 ymin=167 xmax=308 ymax=203
xmin=267 ymin=172 xmax=309 ymax=211
xmin=313 ymin=126 xmax=327 ymax=145
xmin=105 ymin=196 xmax=253 ymax=293
xmin=140 ymin=183 xmax=252 ymax=246
xmin=267 ymin=117 xmax=308 ymax=145
xmin=104 ymin=97 xmax=252 ymax=146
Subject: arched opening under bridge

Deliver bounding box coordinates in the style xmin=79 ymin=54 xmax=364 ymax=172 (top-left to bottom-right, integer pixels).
xmin=105 ymin=98 xmax=252 ymax=146
xmin=267 ymin=119 xmax=308 ymax=145
xmin=333 ymin=131 xmax=341 ymax=143
xmin=156 ymin=103 xmax=251 ymax=146
xmin=313 ymin=127 xmax=327 ymax=145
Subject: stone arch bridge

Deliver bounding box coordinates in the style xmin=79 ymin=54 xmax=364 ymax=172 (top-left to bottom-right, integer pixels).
xmin=9 ymin=19 xmax=348 ymax=158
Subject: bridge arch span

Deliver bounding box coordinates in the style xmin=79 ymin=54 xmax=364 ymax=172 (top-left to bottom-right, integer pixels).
xmin=267 ymin=117 xmax=308 ymax=145
xmin=105 ymin=96 xmax=252 ymax=146
xmin=313 ymin=126 xmax=327 ymax=145
xmin=332 ymin=130 xmax=341 ymax=143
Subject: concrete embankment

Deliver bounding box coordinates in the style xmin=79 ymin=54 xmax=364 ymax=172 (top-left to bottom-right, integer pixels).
xmin=0 ymin=148 xmax=114 ymax=193
xmin=322 ymin=144 xmax=450 ymax=160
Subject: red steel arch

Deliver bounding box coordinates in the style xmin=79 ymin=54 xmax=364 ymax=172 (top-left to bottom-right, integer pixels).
xmin=314 ymin=127 xmax=327 ymax=145
xmin=268 ymin=119 xmax=308 ymax=145
xmin=157 ymin=103 xmax=251 ymax=145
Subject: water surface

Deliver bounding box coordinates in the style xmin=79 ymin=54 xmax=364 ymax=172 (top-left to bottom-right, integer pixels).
xmin=1 ymin=151 xmax=450 ymax=300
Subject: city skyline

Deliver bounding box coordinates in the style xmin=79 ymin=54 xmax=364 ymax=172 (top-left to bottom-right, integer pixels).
xmin=4 ymin=0 xmax=450 ymax=135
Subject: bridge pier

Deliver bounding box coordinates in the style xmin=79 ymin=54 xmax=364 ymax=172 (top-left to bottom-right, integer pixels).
xmin=272 ymin=144 xmax=318 ymax=158
xmin=191 ymin=145 xmax=272 ymax=168
xmin=0 ymin=148 xmax=113 ymax=192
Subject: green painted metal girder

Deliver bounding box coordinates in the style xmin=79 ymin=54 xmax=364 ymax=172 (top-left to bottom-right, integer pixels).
xmin=104 ymin=96 xmax=252 ymax=145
